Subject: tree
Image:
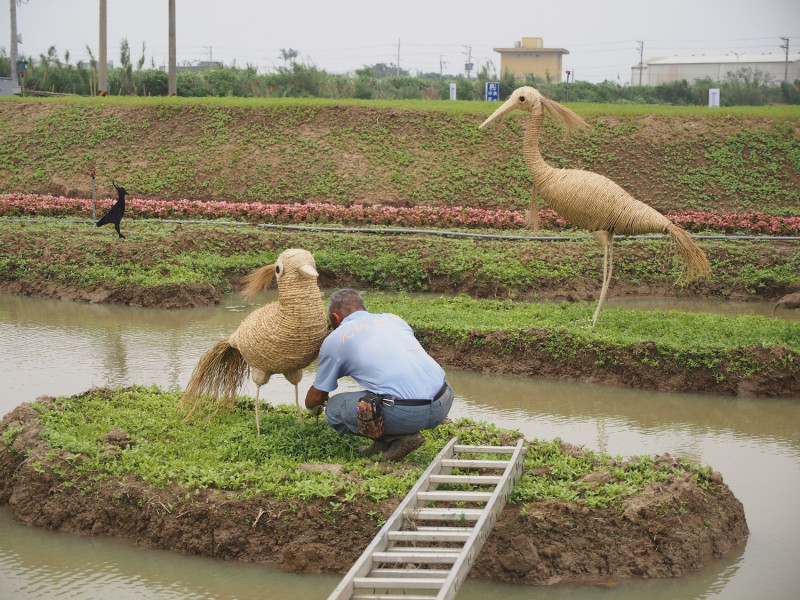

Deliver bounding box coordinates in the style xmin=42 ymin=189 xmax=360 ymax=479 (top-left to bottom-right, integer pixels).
xmin=354 ymin=67 xmax=375 ymax=99
xmin=279 ymin=48 xmax=300 ymax=68
xmin=85 ymin=45 xmax=98 ymax=96
xmin=364 ymin=63 xmax=408 ymax=79
xmin=137 ymin=42 xmax=147 ymax=72
xmin=725 ymin=66 xmax=772 ymax=87
xmin=119 ymin=38 xmax=134 ymax=95
xmin=498 ymin=68 xmax=517 ymax=100
xmin=0 ymin=48 xmax=9 ymax=80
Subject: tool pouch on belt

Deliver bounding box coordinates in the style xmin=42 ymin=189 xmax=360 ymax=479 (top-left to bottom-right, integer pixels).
xmin=356 ymin=392 xmax=385 ymax=439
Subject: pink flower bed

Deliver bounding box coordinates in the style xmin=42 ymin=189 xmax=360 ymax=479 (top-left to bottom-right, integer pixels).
xmin=1 ymin=194 xmax=798 ymax=236
xmin=667 ymin=210 xmax=800 ymax=236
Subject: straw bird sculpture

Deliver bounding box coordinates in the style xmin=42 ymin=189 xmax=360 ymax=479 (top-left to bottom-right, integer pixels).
xmin=180 ymin=248 xmax=328 ymax=433
xmin=479 ymin=86 xmax=711 ymax=326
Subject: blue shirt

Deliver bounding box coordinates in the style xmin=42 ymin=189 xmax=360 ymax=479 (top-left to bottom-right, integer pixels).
xmin=313 ymin=311 xmax=445 ymax=399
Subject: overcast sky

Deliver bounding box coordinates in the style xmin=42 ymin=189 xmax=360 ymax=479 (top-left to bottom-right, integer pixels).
xmin=2 ymin=0 xmax=798 ymax=84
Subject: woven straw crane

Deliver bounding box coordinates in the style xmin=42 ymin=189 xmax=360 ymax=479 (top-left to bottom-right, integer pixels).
xmin=180 ymin=248 xmax=328 ymax=433
xmin=479 ymin=86 xmax=711 ymax=326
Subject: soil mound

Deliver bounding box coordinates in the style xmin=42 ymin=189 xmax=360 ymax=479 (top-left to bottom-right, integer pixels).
xmin=0 ymin=395 xmax=749 ymax=586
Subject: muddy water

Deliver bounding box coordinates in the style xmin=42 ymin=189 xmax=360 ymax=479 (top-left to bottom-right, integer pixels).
xmin=0 ymin=293 xmax=798 ymax=600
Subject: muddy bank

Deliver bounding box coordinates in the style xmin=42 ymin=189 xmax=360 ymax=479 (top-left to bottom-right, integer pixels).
xmin=1 ymin=220 xmax=797 ymax=311
xmin=0 ymin=396 xmax=749 ymax=586
xmin=0 ymin=279 xmax=223 ymax=309
xmin=1 ymin=222 xmax=798 ymax=398
xmin=2 ymin=269 xmax=797 ymax=398
xmin=2 ymin=221 xmax=798 ymax=310
xmin=425 ymin=329 xmax=800 ymax=399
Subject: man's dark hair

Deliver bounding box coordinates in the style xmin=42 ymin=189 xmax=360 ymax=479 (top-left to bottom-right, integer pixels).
xmin=327 ymin=288 xmax=366 ymax=316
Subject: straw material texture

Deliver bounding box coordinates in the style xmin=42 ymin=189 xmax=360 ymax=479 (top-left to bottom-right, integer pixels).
xmin=180 ymin=248 xmax=328 ymax=420
xmin=514 ymin=87 xmax=710 ymax=282
xmin=534 ymin=167 xmax=674 ymax=235
xmin=480 ymin=86 xmax=710 ymax=326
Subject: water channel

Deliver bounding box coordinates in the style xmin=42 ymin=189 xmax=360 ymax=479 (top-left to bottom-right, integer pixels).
xmin=0 ymin=293 xmax=798 ymax=599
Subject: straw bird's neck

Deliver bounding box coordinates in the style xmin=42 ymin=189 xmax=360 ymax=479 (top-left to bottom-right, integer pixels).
xmin=278 ymin=283 xmax=325 ymax=314
xmin=521 ymin=110 xmax=551 ymax=183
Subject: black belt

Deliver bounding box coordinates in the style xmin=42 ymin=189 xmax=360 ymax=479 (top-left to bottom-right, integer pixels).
xmin=382 ymin=381 xmax=449 ymax=406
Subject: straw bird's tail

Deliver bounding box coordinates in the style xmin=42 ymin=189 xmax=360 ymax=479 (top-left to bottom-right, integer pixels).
xmin=666 ymin=223 xmax=711 ymax=284
xmin=179 ymin=339 xmax=249 ymax=420
xmin=241 ymin=264 xmax=276 ymax=302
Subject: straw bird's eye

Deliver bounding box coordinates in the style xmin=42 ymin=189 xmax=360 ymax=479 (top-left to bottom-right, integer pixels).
xmin=518 ymin=96 xmax=525 ymax=103
xmin=275 ymin=265 xmax=281 ymax=275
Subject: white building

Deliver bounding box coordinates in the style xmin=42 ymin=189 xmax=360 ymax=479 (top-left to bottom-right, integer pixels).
xmin=632 ymin=53 xmax=800 ymax=86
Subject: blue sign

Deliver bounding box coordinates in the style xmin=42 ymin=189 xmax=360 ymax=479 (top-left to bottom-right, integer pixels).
xmin=485 ymin=82 xmax=499 ymax=101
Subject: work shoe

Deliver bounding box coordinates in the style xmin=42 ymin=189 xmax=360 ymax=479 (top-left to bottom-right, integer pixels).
xmin=358 ymin=438 xmax=392 ymax=456
xmin=380 ymin=432 xmax=425 ymax=462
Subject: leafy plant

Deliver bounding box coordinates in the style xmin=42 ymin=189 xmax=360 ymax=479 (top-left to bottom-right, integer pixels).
xmin=3 ymin=194 xmax=799 ymax=235
xmin=27 ymin=385 xmax=720 ymax=510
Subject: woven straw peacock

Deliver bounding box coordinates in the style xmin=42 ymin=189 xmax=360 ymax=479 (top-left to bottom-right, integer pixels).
xmin=479 ymin=86 xmax=711 ymax=326
xmin=180 ymin=248 xmax=328 ymax=433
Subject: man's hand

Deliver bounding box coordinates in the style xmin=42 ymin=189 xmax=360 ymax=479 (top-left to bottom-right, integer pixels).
xmin=305 ymin=385 xmax=329 ymax=410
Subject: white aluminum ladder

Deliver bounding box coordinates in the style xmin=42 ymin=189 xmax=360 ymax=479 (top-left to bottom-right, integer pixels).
xmin=327 ymin=436 xmax=527 ymax=600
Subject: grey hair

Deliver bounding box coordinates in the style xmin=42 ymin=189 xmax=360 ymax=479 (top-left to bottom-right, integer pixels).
xmin=327 ymin=288 xmax=366 ymax=315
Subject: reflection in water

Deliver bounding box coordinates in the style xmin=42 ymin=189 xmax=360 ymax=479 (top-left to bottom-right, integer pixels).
xmin=445 ymin=370 xmax=800 ymax=453
xmin=0 ymin=293 xmax=799 ymax=599
xmin=0 ymin=293 xmax=277 ymax=406
xmin=0 ymin=509 xmax=338 ymax=600
xmin=0 ymin=506 xmax=747 ymax=600
xmin=102 ymin=328 xmax=129 ymax=386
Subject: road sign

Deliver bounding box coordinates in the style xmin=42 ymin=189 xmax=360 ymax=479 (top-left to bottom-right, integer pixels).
xmin=485 ymin=81 xmax=499 ymax=101
xmin=708 ymin=88 xmax=720 ymax=108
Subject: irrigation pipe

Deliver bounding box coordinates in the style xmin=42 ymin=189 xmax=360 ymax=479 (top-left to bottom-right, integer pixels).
xmin=251 ymin=223 xmax=800 ymax=243
xmin=4 ymin=217 xmax=800 ymax=243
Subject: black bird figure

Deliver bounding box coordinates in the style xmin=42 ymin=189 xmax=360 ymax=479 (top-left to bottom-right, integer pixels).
xmin=96 ymin=182 xmax=127 ymax=239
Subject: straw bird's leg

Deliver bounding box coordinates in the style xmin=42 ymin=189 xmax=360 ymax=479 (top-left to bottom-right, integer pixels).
xmin=251 ymin=368 xmax=271 ymax=434
xmin=524 ymin=186 xmax=540 ymax=231
xmin=253 ymin=385 xmax=262 ymax=435
xmin=284 ymin=369 xmax=305 ymax=427
xmin=591 ymin=231 xmax=614 ymax=327
xmin=294 ymin=384 xmax=305 ymax=427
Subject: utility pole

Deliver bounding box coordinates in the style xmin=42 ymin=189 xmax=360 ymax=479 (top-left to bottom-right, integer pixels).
xmin=9 ymin=0 xmax=19 ymax=93
xmin=780 ymin=37 xmax=789 ymax=83
xmin=168 ymin=0 xmax=176 ymax=95
xmin=439 ymin=55 xmax=446 ymax=78
xmin=99 ymin=0 xmax=107 ymax=95
xmin=636 ymin=40 xmax=644 ymax=85
xmin=463 ymin=45 xmax=473 ymax=79
xmin=396 ymin=39 xmax=400 ymax=77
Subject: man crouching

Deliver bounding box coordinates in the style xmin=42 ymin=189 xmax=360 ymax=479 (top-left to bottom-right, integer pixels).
xmin=305 ymin=289 xmax=454 ymax=461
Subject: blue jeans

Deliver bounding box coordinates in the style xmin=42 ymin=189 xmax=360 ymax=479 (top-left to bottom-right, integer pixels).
xmin=325 ymin=382 xmax=454 ymax=437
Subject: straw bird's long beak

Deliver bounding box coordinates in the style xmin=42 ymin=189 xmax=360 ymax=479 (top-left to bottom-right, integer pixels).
xmin=479 ymin=96 xmax=520 ymax=129
xmin=299 ymin=264 xmax=318 ymax=279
